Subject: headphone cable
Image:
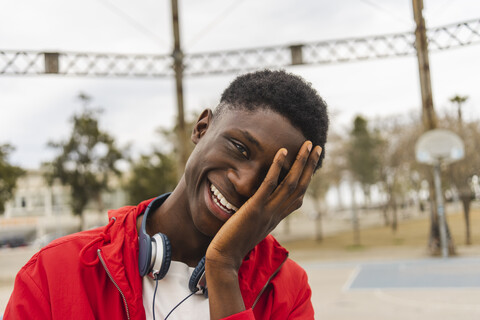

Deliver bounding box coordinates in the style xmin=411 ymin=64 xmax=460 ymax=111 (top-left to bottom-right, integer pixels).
xmin=152 ymin=278 xmax=159 ymax=320
xmin=152 ymin=278 xmax=199 ymax=320
xmin=164 ymin=290 xmax=197 ymax=320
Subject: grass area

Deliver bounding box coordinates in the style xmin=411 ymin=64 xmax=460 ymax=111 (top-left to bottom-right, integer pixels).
xmin=283 ymin=208 xmax=480 ymax=259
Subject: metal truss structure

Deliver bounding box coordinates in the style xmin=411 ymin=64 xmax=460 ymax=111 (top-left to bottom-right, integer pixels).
xmin=1 ymin=18 xmax=479 ymax=77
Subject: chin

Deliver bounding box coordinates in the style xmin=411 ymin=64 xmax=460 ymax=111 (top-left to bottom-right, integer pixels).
xmin=192 ymin=214 xmax=222 ymax=239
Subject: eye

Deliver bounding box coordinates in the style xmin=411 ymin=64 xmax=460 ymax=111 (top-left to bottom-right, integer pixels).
xmin=232 ymin=141 xmax=249 ymax=158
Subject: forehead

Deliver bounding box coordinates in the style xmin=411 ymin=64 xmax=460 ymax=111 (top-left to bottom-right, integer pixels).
xmin=212 ymin=108 xmax=306 ymax=153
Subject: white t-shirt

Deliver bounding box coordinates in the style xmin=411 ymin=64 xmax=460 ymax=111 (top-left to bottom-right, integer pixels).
xmin=142 ymin=261 xmax=210 ymax=320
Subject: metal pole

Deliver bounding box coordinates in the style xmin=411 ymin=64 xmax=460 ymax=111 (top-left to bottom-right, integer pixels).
xmin=433 ymin=162 xmax=448 ymax=258
xmin=412 ymin=0 xmax=437 ymax=130
xmin=350 ymin=176 xmax=360 ymax=246
xmin=171 ymin=0 xmax=188 ymax=175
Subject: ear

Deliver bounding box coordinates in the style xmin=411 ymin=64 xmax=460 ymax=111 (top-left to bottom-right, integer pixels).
xmin=192 ymin=109 xmax=213 ymax=144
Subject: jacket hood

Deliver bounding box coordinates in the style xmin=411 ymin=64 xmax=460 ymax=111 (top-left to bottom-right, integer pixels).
xmin=79 ymin=198 xmax=154 ymax=319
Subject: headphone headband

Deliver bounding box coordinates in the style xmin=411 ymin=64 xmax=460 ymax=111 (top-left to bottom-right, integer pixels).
xmin=138 ymin=194 xmax=170 ymax=278
xmin=138 ymin=193 xmax=207 ymax=296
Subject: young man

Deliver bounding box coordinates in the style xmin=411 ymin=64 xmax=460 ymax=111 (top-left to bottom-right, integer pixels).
xmin=5 ymin=69 xmax=329 ymax=319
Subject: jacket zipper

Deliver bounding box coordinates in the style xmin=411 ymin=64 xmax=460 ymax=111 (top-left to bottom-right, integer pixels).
xmin=97 ymin=249 xmax=131 ymax=320
xmin=251 ymin=255 xmax=288 ymax=309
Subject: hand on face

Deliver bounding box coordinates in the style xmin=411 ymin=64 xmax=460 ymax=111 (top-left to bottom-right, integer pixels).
xmin=205 ymin=140 xmax=322 ymax=271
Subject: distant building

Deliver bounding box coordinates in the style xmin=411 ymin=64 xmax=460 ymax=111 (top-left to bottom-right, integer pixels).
xmin=4 ymin=170 xmax=70 ymax=218
xmin=1 ymin=170 xmax=127 ymax=245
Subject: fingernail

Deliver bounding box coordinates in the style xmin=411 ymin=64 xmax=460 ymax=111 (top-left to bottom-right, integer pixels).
xmin=281 ymin=148 xmax=288 ymax=156
xmin=316 ymin=147 xmax=322 ymax=156
xmin=306 ymin=142 xmax=312 ymax=152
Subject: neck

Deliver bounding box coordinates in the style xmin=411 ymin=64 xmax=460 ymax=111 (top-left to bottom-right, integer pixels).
xmin=146 ymin=176 xmax=211 ymax=267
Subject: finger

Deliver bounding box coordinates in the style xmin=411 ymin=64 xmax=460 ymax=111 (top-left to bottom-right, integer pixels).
xmin=277 ymin=146 xmax=322 ymax=218
xmin=274 ymin=140 xmax=312 ymax=199
xmin=264 ymin=145 xmax=321 ymax=223
xmin=253 ymin=148 xmax=288 ymax=200
xmin=295 ymin=145 xmax=322 ymax=193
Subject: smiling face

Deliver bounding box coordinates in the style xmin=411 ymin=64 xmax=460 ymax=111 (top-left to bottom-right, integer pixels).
xmin=183 ymin=107 xmax=306 ymax=237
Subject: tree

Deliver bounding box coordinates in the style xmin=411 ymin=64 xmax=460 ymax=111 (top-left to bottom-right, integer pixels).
xmin=374 ymin=114 xmax=423 ymax=232
xmin=0 ymin=144 xmax=24 ymax=213
xmin=326 ymin=130 xmax=349 ymax=210
xmin=347 ymin=116 xmax=381 ymax=207
xmin=374 ymin=111 xmax=456 ymax=254
xmin=124 ymin=151 xmax=178 ymax=205
xmin=43 ymin=94 xmax=126 ymax=230
xmin=124 ymin=112 xmax=198 ymax=205
xmin=449 ymin=95 xmax=468 ymax=124
xmin=346 ymin=116 xmax=382 ymax=245
xmin=307 ymin=161 xmax=332 ymax=241
xmin=443 ymin=95 xmax=480 ymax=245
xmin=157 ymin=113 xmax=197 ymax=179
xmin=305 ymin=127 xmax=349 ymax=240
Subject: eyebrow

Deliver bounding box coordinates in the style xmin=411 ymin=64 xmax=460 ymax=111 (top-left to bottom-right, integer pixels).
xmin=239 ymin=130 xmax=264 ymax=152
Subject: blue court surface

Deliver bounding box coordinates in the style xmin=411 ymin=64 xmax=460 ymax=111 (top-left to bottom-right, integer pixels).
xmin=346 ymin=257 xmax=480 ymax=289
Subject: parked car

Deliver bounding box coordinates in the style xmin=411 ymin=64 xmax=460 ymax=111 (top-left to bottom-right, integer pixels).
xmin=0 ymin=235 xmax=27 ymax=248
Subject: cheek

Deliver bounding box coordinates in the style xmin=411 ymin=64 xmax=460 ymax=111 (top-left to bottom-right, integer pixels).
xmin=185 ymin=144 xmax=210 ymax=176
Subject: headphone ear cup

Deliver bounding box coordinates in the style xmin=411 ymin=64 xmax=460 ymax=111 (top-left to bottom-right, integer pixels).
xmin=138 ymin=194 xmax=170 ymax=278
xmin=151 ymin=233 xmax=172 ymax=280
xmin=189 ymin=256 xmax=207 ymax=297
xmin=138 ymin=229 xmax=152 ymax=277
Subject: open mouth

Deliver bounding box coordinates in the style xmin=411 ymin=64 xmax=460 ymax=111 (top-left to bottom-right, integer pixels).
xmin=209 ymin=183 xmax=238 ymax=215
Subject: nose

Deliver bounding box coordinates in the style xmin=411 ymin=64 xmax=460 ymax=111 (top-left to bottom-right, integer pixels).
xmin=227 ymin=164 xmax=265 ymax=199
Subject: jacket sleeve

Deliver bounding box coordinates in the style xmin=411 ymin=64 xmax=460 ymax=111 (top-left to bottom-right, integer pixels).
xmin=3 ymin=262 xmax=51 ymax=320
xmin=286 ymin=270 xmax=314 ymax=319
xmin=224 ymin=278 xmax=314 ymax=320
xmin=221 ymin=309 xmax=256 ymax=319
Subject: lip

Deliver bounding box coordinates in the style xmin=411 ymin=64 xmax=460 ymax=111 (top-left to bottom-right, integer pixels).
xmin=204 ymin=180 xmax=235 ymax=222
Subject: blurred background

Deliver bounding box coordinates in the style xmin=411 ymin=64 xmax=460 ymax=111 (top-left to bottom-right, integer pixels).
xmin=1 ymin=0 xmax=480 ymax=318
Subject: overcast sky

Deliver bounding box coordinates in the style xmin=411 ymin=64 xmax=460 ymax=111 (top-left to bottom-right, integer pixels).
xmin=1 ymin=0 xmax=479 ymax=169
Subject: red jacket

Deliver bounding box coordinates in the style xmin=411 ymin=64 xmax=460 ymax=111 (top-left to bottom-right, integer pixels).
xmin=4 ymin=199 xmax=314 ymax=319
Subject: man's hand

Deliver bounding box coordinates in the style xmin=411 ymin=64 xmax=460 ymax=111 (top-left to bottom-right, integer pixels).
xmin=205 ymin=141 xmax=322 ymax=319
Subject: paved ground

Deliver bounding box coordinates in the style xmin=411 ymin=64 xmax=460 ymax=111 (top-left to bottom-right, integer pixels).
xmin=0 ymin=247 xmax=38 ymax=315
xmin=2 ymin=245 xmax=480 ymax=319
xmin=296 ymin=250 xmax=480 ymax=320
xmin=348 ymin=257 xmax=480 ymax=289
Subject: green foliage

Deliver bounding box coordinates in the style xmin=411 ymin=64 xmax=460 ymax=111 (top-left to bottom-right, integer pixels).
xmin=44 ymin=94 xmax=125 ymax=217
xmin=443 ymin=95 xmax=479 ymax=244
xmin=0 ymin=144 xmax=24 ymax=213
xmin=307 ymin=170 xmax=330 ymax=203
xmin=449 ymin=95 xmax=469 ymax=122
xmin=347 ymin=116 xmax=382 ymax=199
xmin=124 ymin=151 xmax=178 ymax=205
xmin=156 ymin=112 xmax=198 ymax=176
xmin=123 ymin=112 xmax=200 ymax=204
xmin=441 ymin=95 xmax=479 ymax=194
xmin=444 ymin=96 xmax=480 ymax=188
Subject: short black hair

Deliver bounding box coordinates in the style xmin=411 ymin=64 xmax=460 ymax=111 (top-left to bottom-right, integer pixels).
xmin=214 ymin=69 xmax=329 ymax=169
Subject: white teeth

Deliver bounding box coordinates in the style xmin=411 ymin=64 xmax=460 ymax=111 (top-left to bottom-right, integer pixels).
xmin=220 ymin=197 xmax=228 ymax=206
xmin=210 ymin=184 xmax=238 ymax=212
